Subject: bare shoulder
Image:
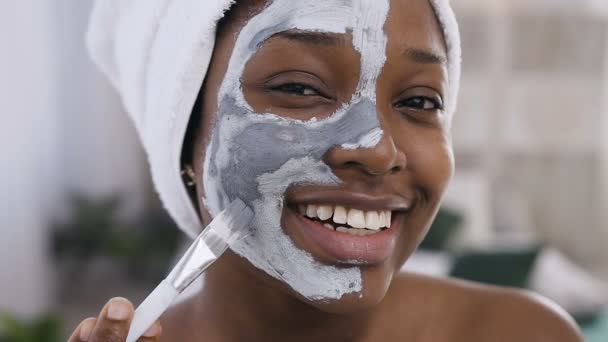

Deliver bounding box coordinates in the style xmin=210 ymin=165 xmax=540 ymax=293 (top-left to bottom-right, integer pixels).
xmin=476 ymin=284 xmax=584 ymax=341
xmin=388 ymin=273 xmax=584 ymax=342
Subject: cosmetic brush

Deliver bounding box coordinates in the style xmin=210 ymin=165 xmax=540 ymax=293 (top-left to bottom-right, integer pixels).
xmin=126 ymin=199 xmax=253 ymax=342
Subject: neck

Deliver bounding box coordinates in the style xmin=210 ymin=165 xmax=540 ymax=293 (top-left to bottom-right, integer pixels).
xmin=193 ymin=252 xmax=381 ymax=342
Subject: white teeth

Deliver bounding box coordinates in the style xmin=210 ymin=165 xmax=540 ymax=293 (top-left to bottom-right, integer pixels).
xmin=347 ymin=209 xmax=366 ymax=229
xmin=323 ymin=223 xmax=334 ymax=230
xmin=336 ymin=226 xmax=348 ymax=233
xmin=335 ymin=226 xmax=379 ymax=236
xmin=378 ymin=211 xmax=386 ymax=228
xmin=317 ymin=205 xmax=333 ymax=221
xmin=306 ymin=204 xmax=318 ymax=218
xmin=301 ymin=203 xmax=393 ymax=231
xmin=361 ymin=229 xmax=374 ymax=236
xmin=365 ymin=211 xmax=381 ymax=230
xmin=333 ymin=206 xmax=347 ymax=224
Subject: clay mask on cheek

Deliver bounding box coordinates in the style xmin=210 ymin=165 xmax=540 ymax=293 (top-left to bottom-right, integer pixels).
xmin=202 ymin=0 xmax=390 ymax=300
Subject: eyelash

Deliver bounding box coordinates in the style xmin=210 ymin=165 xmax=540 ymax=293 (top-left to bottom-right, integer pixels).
xmin=395 ymin=96 xmax=443 ymax=111
xmin=270 ymin=83 xmax=321 ymax=97
xmin=270 ymin=83 xmax=443 ymax=112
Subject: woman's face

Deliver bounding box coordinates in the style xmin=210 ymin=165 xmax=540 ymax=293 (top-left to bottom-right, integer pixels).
xmin=191 ymin=0 xmax=452 ymax=313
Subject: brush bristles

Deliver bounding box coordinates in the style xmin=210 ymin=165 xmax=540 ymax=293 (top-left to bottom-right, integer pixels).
xmin=202 ymin=199 xmax=253 ymax=256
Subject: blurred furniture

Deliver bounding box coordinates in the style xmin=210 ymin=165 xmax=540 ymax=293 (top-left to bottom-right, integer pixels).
xmin=452 ymin=0 xmax=608 ymax=279
xmin=582 ymin=308 xmax=608 ymax=342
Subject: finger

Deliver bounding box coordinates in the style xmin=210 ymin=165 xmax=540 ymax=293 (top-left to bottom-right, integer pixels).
xmin=68 ymin=318 xmax=97 ymax=342
xmin=89 ymin=297 xmax=134 ymax=342
xmin=136 ymin=320 xmax=163 ymax=342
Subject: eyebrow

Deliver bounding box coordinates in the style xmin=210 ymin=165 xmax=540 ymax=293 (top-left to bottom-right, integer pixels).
xmin=404 ymin=47 xmax=447 ymax=65
xmin=268 ymin=30 xmax=349 ymax=46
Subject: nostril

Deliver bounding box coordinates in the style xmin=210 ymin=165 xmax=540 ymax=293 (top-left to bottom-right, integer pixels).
xmin=343 ymin=161 xmax=359 ymax=168
xmin=323 ymin=133 xmax=407 ymax=177
xmin=390 ymin=164 xmax=403 ymax=174
xmin=336 ymin=160 xmax=402 ymax=177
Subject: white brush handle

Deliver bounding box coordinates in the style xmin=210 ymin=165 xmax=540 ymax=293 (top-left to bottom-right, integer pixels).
xmin=126 ymin=279 xmax=179 ymax=342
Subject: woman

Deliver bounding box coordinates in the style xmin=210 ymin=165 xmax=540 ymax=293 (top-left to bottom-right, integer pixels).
xmin=70 ymin=0 xmax=583 ymax=341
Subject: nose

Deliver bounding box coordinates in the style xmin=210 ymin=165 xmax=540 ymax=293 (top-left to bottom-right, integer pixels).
xmin=324 ymin=131 xmax=406 ymax=177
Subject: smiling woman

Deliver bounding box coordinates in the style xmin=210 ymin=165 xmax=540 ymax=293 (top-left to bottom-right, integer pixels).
xmin=191 ymin=0 xmax=452 ymax=309
xmin=71 ymin=0 xmax=584 ymax=341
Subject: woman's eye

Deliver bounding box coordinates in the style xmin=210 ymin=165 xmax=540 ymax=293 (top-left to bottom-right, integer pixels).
xmin=397 ymin=96 xmax=442 ymax=111
xmin=271 ymin=83 xmax=320 ymax=96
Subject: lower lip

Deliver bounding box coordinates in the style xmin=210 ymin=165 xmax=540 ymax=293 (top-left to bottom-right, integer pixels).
xmin=285 ymin=207 xmax=400 ymax=265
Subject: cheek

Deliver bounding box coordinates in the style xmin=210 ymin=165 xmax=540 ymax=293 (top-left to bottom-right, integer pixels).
xmin=405 ymin=130 xmax=454 ymax=200
xmin=429 ymin=142 xmax=454 ymax=202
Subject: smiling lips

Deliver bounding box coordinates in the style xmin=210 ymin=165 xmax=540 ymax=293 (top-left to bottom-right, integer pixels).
xmin=284 ymin=196 xmax=411 ymax=264
xmin=298 ymin=204 xmax=392 ymax=236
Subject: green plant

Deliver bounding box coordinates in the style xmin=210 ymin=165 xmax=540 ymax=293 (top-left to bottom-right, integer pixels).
xmin=0 ymin=313 xmax=62 ymax=342
xmin=52 ymin=193 xmax=181 ymax=283
xmin=52 ymin=194 xmax=133 ymax=262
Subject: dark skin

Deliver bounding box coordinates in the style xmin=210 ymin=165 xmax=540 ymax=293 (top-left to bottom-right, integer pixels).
xmin=69 ymin=0 xmax=584 ymax=341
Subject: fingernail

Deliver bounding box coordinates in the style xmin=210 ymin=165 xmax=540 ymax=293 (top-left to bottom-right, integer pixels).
xmin=107 ymin=298 xmax=131 ymax=321
xmin=143 ymin=322 xmax=161 ymax=337
xmin=79 ymin=320 xmax=95 ymax=341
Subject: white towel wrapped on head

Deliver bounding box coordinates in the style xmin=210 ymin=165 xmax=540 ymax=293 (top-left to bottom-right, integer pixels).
xmin=86 ymin=0 xmax=461 ymax=238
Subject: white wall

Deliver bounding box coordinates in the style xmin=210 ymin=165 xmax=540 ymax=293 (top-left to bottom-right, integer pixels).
xmin=0 ymin=1 xmax=149 ymax=317
xmin=53 ymin=1 xmax=149 ymax=217
xmin=0 ymin=1 xmax=58 ymax=317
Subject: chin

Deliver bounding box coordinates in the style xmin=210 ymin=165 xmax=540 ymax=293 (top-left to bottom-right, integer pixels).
xmin=302 ymin=261 xmax=402 ymax=314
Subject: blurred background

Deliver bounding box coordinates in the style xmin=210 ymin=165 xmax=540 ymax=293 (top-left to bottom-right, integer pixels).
xmin=2 ymin=0 xmax=608 ymax=340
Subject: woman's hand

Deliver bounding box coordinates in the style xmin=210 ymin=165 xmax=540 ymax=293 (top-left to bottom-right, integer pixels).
xmin=68 ymin=297 xmax=162 ymax=342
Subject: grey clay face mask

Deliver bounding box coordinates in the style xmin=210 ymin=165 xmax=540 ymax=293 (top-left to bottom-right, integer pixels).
xmin=202 ymin=0 xmax=391 ymax=300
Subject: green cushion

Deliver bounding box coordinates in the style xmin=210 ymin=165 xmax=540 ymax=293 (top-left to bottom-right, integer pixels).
xmin=449 ymin=247 xmax=541 ymax=288
xmin=419 ymin=207 xmax=463 ymax=251
xmin=582 ymin=309 xmax=608 ymax=342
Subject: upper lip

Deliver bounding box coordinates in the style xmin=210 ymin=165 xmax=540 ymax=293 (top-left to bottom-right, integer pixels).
xmin=285 ymin=187 xmax=415 ymax=212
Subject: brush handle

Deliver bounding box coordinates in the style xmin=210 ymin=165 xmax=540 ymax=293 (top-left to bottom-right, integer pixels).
xmin=126 ymin=279 xmax=179 ymax=342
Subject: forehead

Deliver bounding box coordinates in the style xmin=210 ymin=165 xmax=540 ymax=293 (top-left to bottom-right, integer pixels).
xmin=244 ymin=0 xmax=384 ymax=54
xmin=384 ymin=0 xmax=447 ymax=58
xmin=250 ymin=0 xmax=446 ymax=59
